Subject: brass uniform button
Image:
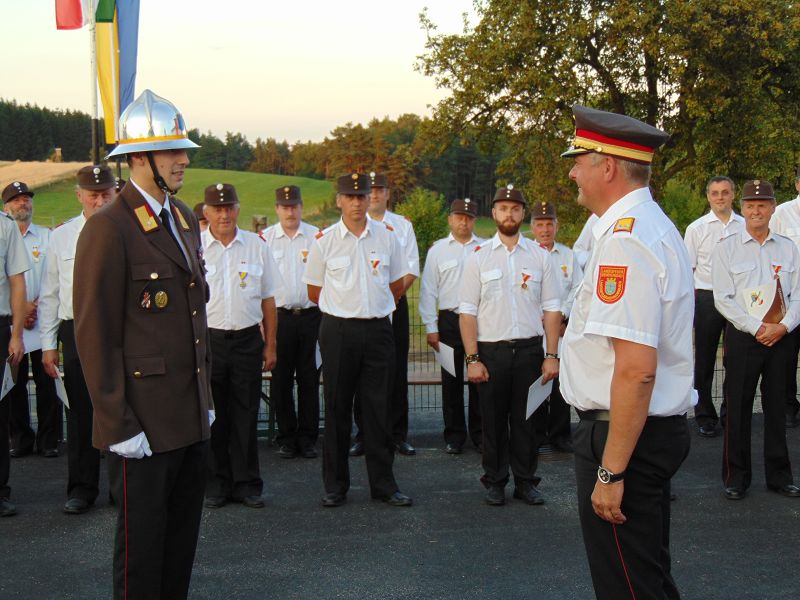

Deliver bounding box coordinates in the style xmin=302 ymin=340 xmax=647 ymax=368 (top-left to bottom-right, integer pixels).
xmin=195 ymin=338 xmax=200 ymax=345
xmin=192 ymin=310 xmax=197 ymax=316
xmin=189 ymin=281 xmax=196 ymax=288
xmin=133 ymin=371 xmax=142 ymax=378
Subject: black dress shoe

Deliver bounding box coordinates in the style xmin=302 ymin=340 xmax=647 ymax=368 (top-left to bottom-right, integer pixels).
xmin=322 ymin=493 xmax=346 ymax=508
xmin=395 ymin=441 xmax=416 ymax=456
xmin=724 ymin=487 xmax=745 ymax=500
xmin=698 ymin=423 xmax=718 ymax=438
xmin=42 ymin=448 xmax=59 ymax=458
xmin=0 ymin=498 xmax=16 ymax=517
xmin=537 ymin=444 xmax=553 ymax=455
xmin=513 ymin=483 xmax=545 ymax=505
xmin=769 ymin=484 xmax=800 ymax=498
xmin=9 ymin=448 xmax=31 ymax=458
xmin=277 ymin=445 xmax=298 ymax=459
xmin=63 ymin=498 xmax=91 ymax=514
xmin=485 ymin=486 xmax=505 ymax=506
xmin=445 ymin=443 xmax=462 ymax=455
xmin=204 ymin=496 xmax=228 ymax=509
xmin=348 ymin=441 xmax=364 ymax=457
xmin=242 ymin=495 xmax=265 ymax=508
xmin=384 ymin=491 xmax=413 ymax=507
xmin=786 ymin=414 xmax=800 ymax=429
xmin=301 ymin=446 xmax=318 ymax=459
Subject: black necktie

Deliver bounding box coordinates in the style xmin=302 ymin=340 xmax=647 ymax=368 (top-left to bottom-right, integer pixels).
xmin=160 ymin=208 xmax=185 ymax=262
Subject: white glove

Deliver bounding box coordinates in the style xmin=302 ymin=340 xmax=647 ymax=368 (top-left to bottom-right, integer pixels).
xmin=209 ymin=409 xmax=216 ymax=427
xmin=109 ymin=431 xmax=152 ymax=459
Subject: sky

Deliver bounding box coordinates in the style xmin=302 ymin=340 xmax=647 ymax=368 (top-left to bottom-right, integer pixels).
xmin=1 ymin=1 xmax=476 ymax=143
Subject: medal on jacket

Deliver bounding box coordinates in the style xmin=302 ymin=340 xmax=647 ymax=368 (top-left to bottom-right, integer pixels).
xmin=140 ymin=291 xmax=152 ymax=309
xmin=32 ymin=245 xmax=41 ymax=261
xmin=301 ymin=249 xmax=309 ymax=263
xmin=371 ymin=259 xmax=380 ymax=275
xmin=155 ymin=291 xmax=168 ymax=308
xmin=561 ymin=264 xmax=568 ymax=278
xmin=521 ymin=273 xmax=531 ymax=290
xmin=239 ymin=270 xmax=248 ymax=288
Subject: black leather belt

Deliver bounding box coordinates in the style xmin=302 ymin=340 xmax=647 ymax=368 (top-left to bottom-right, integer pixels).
xmin=278 ymin=306 xmax=318 ymax=316
xmin=480 ymin=336 xmax=542 ymax=349
xmin=208 ymin=324 xmax=260 ymax=339
xmin=578 ymin=409 xmax=686 ymax=422
xmin=0 ymin=315 xmax=10 ymax=326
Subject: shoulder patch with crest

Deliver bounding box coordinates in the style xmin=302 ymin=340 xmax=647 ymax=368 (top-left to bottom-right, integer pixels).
xmin=613 ymin=217 xmax=635 ymax=234
xmin=597 ymin=265 xmax=627 ymax=304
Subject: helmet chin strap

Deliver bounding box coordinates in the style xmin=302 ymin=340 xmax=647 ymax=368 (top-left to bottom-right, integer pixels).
xmin=146 ymin=152 xmax=177 ymax=195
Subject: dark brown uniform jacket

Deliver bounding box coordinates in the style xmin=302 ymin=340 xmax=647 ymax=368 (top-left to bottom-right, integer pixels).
xmin=73 ymin=183 xmax=213 ymax=453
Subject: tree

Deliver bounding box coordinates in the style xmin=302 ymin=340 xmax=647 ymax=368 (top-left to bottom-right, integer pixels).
xmin=393 ymin=188 xmax=449 ymax=264
xmin=417 ymin=0 xmax=800 ymax=225
xmin=224 ymin=132 xmax=254 ymax=171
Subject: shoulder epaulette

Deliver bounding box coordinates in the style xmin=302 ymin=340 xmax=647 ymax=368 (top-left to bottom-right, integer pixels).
xmin=315 ymin=230 xmax=325 ymax=240
xmin=474 ymin=245 xmax=481 ymax=252
xmin=258 ymin=230 xmax=267 ymax=242
xmin=404 ymin=215 xmax=411 ymax=223
xmin=385 ymin=223 xmax=395 ymax=232
xmin=613 ymin=217 xmax=635 ymax=234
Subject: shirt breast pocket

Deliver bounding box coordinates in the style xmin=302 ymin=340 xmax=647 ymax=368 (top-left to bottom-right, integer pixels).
xmin=370 ymin=253 xmax=390 ymax=284
xmin=131 ymin=263 xmax=176 ymax=314
xmin=480 ymin=268 xmax=503 ymax=299
xmin=730 ymin=261 xmax=755 ymax=287
xmin=326 ymin=255 xmax=351 ymax=286
xmin=779 ymin=262 xmax=796 ymax=296
xmin=240 ymin=263 xmax=263 ymax=297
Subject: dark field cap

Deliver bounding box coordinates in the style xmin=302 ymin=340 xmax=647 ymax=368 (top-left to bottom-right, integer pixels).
xmin=492 ymin=184 xmax=526 ymax=207
xmin=369 ymin=172 xmax=389 ymax=188
xmin=193 ymin=202 xmax=206 ymax=221
xmin=77 ymin=165 xmax=115 ymax=190
xmin=450 ymin=198 xmax=477 ymax=217
xmin=337 ymin=173 xmax=371 ymax=196
xmin=204 ymin=183 xmax=239 ymax=206
xmin=532 ymin=201 xmax=557 ymax=219
xmin=741 ymin=180 xmax=775 ymax=201
xmin=2 ymin=181 xmax=34 ymax=203
xmin=561 ymin=105 xmax=670 ymax=165
xmin=275 ymin=185 xmax=302 ymax=206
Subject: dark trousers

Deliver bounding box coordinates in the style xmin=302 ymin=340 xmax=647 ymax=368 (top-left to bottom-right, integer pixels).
xmin=271 ymin=307 xmax=321 ymax=450
xmin=438 ymin=309 xmax=481 ymax=447
xmin=354 ymin=295 xmax=410 ymax=443
xmin=320 ymin=314 xmax=398 ymax=498
xmin=8 ymin=349 xmax=62 ymax=453
xmin=722 ymin=325 xmax=794 ymax=490
xmin=0 ymin=317 xmax=11 ymax=498
xmin=108 ymin=440 xmax=208 ymax=600
xmin=207 ymin=326 xmax=264 ymax=499
xmin=574 ymin=414 xmax=690 ymax=600
xmin=61 ymin=320 xmax=100 ymax=503
xmin=785 ymin=327 xmax=800 ymax=419
xmin=693 ymin=289 xmax=727 ymax=427
xmin=477 ymin=338 xmax=543 ymax=488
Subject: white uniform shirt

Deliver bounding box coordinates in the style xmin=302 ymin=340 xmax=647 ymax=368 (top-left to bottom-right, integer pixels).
xmin=21 ymin=223 xmax=50 ymax=302
xmin=572 ymin=213 xmax=598 ymax=270
xmin=711 ymin=229 xmax=800 ymax=335
xmin=419 ymin=233 xmax=484 ymax=334
xmin=0 ymin=215 xmax=30 ymax=315
xmin=458 ymin=233 xmax=561 ymax=342
xmin=370 ymin=210 xmax=420 ymax=278
xmin=303 ymin=219 xmax=408 ymax=319
xmin=260 ymin=221 xmax=319 ymax=309
xmin=544 ymin=241 xmax=583 ymax=317
xmin=770 ymin=195 xmax=800 ymax=247
xmin=39 ymin=213 xmax=85 ymax=351
xmin=560 ymin=187 xmax=695 ymax=416
xmin=202 ymin=227 xmax=280 ymax=331
xmin=684 ymin=211 xmax=745 ymax=290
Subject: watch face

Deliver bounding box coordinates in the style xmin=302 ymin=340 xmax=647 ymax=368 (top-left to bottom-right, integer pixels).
xmin=598 ymin=467 xmax=611 ymax=484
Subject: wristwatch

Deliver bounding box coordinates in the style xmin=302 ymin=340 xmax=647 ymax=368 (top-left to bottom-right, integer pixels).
xmin=465 ymin=354 xmax=481 ymax=364
xmin=597 ymin=466 xmax=625 ymax=484
xmin=544 ymin=352 xmax=559 ymax=360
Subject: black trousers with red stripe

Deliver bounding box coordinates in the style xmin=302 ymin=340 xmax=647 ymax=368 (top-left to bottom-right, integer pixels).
xmin=107 ymin=440 xmax=208 ymax=600
xmin=574 ymin=414 xmax=689 ymax=600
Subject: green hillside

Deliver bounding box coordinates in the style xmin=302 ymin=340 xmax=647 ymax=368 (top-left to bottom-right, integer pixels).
xmin=28 ymin=168 xmax=335 ymax=230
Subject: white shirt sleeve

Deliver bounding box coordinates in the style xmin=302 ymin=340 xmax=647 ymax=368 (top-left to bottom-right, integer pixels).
xmin=563 ymin=253 xmax=583 ymax=318
xmin=683 ymin=223 xmax=700 ymax=270
xmin=404 ymin=221 xmax=421 ymax=278
xmin=458 ymin=251 xmax=481 ymax=316
xmin=388 ymin=231 xmax=407 ymax=283
xmin=539 ymin=251 xmax=562 ymax=313
xmin=302 ymin=239 xmax=325 ymax=287
xmin=260 ymin=243 xmax=281 ymax=299
xmin=38 ymin=238 xmax=61 ymax=351
xmin=418 ymin=245 xmax=440 ymax=333
xmin=781 ymin=243 xmax=800 ymax=333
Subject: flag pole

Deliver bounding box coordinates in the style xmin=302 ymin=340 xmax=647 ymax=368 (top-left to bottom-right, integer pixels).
xmin=88 ymin=0 xmax=99 ymax=164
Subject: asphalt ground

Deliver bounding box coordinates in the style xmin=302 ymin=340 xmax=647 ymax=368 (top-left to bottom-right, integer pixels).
xmin=2 ymin=411 xmax=799 ymax=600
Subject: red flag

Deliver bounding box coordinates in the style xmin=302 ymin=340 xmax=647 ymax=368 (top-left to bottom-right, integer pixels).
xmin=56 ymin=0 xmax=89 ymax=30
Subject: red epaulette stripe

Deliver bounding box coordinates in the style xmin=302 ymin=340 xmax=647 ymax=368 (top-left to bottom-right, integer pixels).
xmin=576 ymin=128 xmax=654 ymax=153
xmin=315 ymin=231 xmax=324 ymax=239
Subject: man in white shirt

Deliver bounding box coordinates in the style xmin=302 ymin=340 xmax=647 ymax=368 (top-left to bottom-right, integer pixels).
xmin=712 ymin=179 xmax=800 ymax=500
xmin=40 ymin=166 xmax=115 ymax=515
xmin=768 ymin=166 xmax=800 ymax=428
xmin=530 ymin=201 xmax=582 ymax=454
xmin=350 ymin=172 xmax=420 ymax=457
xmin=304 ymin=173 xmax=412 ymax=508
xmin=4 ymin=182 xmax=61 ymax=459
xmin=684 ymin=176 xmax=744 ymax=437
xmin=560 ymin=105 xmax=693 ymax=599
xmin=419 ymin=198 xmax=483 ymax=454
xmin=261 ymin=185 xmax=321 ymax=459
xmin=202 ymin=184 xmax=278 ymax=509
xmin=459 ymin=184 xmax=562 ymax=506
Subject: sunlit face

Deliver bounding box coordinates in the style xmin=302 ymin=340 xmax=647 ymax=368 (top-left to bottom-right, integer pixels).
xmin=205 ymin=203 xmax=240 ymax=238
xmin=568 ymin=153 xmax=605 ymax=211
xmin=369 ymin=187 xmax=389 ymax=212
xmin=77 ymin=187 xmax=114 ymax=219
xmin=741 ymin=199 xmax=775 ymax=233
xmin=276 ymin=202 xmax=303 ymax=230
xmin=532 ymin=218 xmax=558 ymax=247
xmin=448 ymin=212 xmax=475 ymax=239
xmin=706 ymin=181 xmax=734 ymax=214
xmin=491 ymin=200 xmax=525 ymax=236
xmin=5 ymin=194 xmax=33 ymax=222
xmin=150 ymin=149 xmax=190 ymax=192
xmin=337 ymin=193 xmax=368 ymax=224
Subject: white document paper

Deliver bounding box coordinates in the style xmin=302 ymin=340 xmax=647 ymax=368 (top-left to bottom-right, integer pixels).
xmin=526 ymin=375 xmax=553 ymax=419
xmin=0 ymin=360 xmax=18 ymax=402
xmin=22 ymin=327 xmax=42 ymax=354
xmin=433 ymin=342 xmax=456 ymax=378
xmin=54 ymin=370 xmax=70 ymax=409
xmin=741 ymin=280 xmax=776 ymax=321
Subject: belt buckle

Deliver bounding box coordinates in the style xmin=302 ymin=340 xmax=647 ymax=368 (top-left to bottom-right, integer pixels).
xmin=292 ymin=308 xmax=302 ymax=316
